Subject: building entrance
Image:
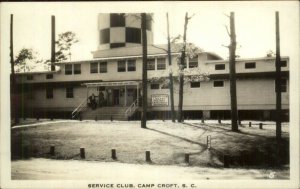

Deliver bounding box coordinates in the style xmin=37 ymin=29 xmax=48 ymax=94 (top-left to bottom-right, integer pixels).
xmin=113 ymin=89 xmax=120 ymax=106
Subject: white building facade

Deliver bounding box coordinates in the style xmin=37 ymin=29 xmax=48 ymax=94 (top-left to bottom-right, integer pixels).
xmin=14 ymin=13 xmax=289 ymax=121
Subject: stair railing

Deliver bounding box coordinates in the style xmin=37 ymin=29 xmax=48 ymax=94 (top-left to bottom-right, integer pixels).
xmin=125 ymin=99 xmax=139 ymax=117
xmin=72 ymin=98 xmax=88 ymax=119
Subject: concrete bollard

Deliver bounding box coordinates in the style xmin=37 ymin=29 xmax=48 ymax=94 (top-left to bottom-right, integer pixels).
xmin=146 ymin=151 xmax=151 ymax=162
xmin=50 ymin=146 xmax=55 ymax=156
xmin=249 ymin=122 xmax=252 ymax=127
xmin=111 ymin=149 xmax=117 ymax=160
xmin=185 ymin=154 xmax=190 ymax=164
xmin=259 ymin=123 xmax=263 ymax=129
xmin=223 ymin=155 xmax=229 ymax=168
xmin=80 ymin=147 xmax=85 ymax=159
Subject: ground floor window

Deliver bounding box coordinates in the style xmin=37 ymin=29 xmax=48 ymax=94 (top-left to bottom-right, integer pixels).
xmin=66 ymin=87 xmax=74 ymax=98
xmin=46 ymin=87 xmax=53 ymax=99
xmin=213 ymin=80 xmax=224 ymax=87
xmin=150 ymin=83 xmax=160 ymax=89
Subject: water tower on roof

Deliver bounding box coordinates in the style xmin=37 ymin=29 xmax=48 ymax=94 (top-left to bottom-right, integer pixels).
xmin=97 ymin=13 xmax=154 ymax=50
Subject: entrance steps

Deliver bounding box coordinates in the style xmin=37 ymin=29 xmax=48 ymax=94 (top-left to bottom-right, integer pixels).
xmin=81 ymin=107 xmax=133 ymax=121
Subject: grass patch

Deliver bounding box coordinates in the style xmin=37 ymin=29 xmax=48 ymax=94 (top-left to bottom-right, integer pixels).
xmin=11 ymin=120 xmax=289 ymax=168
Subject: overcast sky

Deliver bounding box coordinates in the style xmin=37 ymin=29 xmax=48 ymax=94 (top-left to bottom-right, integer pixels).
xmin=1 ymin=1 xmax=299 ymax=64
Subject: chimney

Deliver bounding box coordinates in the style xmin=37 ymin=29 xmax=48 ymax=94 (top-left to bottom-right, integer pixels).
xmin=51 ymin=15 xmax=55 ymax=71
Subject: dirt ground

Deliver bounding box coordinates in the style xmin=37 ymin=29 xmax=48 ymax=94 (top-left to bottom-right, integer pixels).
xmin=11 ymin=158 xmax=290 ymax=180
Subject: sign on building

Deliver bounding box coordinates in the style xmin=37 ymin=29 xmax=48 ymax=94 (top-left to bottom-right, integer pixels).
xmin=151 ymin=94 xmax=169 ymax=106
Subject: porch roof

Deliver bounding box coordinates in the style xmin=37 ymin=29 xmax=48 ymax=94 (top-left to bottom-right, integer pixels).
xmin=82 ymin=81 xmax=141 ymax=87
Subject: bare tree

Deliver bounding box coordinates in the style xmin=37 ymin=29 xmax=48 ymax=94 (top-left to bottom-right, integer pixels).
xmin=227 ymin=12 xmax=238 ymax=132
xmin=177 ymin=12 xmax=189 ymax=123
xmin=141 ymin=13 xmax=148 ymax=128
xmin=166 ymin=13 xmax=175 ymax=122
xmin=275 ymin=11 xmax=282 ymax=142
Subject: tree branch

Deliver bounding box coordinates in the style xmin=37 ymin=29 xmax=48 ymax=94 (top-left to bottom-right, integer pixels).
xmin=225 ymin=25 xmax=230 ymax=37
xmin=150 ymin=44 xmax=168 ymax=53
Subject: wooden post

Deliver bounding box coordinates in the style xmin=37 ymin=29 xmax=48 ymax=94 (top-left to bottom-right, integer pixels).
xmin=95 ymin=116 xmax=97 ymax=121
xmin=50 ymin=146 xmax=55 ymax=156
xmin=23 ymin=146 xmax=29 ymax=159
xmin=80 ymin=147 xmax=85 ymax=159
xmin=185 ymin=154 xmax=190 ymax=164
xmin=111 ymin=116 xmax=113 ymax=122
xmin=111 ymin=149 xmax=117 ymax=160
xmin=238 ymin=119 xmax=241 ymax=125
xmin=223 ymin=155 xmax=229 ymax=168
xmin=79 ymin=114 xmax=82 ymax=121
xmin=249 ymin=122 xmax=252 ymax=127
xmin=146 ymin=151 xmax=151 ymax=162
xmin=259 ymin=123 xmax=263 ymax=129
xmin=218 ymin=118 xmax=221 ymax=124
xmin=141 ymin=13 xmax=148 ymax=129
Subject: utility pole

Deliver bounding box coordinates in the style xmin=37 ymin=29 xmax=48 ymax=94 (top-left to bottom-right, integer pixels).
xmin=166 ymin=13 xmax=175 ymax=123
xmin=275 ymin=11 xmax=282 ymax=141
xmin=10 ymin=14 xmax=15 ymax=87
xmin=51 ymin=15 xmax=55 ymax=71
xmin=177 ymin=12 xmax=188 ymax=123
xmin=141 ymin=13 xmax=148 ymax=128
xmin=229 ymin=12 xmax=238 ymax=132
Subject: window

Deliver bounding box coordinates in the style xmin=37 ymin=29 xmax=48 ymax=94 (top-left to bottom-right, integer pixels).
xmin=118 ymin=60 xmax=126 ymax=72
xmin=214 ymin=81 xmax=224 ymax=87
xmin=46 ymin=87 xmax=53 ymax=99
xmin=245 ymin=62 xmax=256 ymax=69
xmin=110 ymin=13 xmax=125 ymax=27
xmin=110 ymin=43 xmax=125 ymax=48
xmin=277 ymin=78 xmax=287 ymax=93
xmin=190 ymin=82 xmax=200 ymax=88
xmin=65 ymin=64 xmax=72 ymax=75
xmin=46 ymin=74 xmax=53 ymax=79
xmin=127 ymin=60 xmax=136 ymax=71
xmin=215 ymin=64 xmax=225 ymax=70
xmin=157 ymin=58 xmax=166 ymax=70
xmin=26 ymin=75 xmax=33 ymax=80
xmin=189 ymin=57 xmax=198 ymax=68
xmin=281 ymin=60 xmax=287 ymax=67
xmin=150 ymin=84 xmax=160 ymax=89
xmin=126 ymin=27 xmax=141 ymax=43
xmin=66 ymin=87 xmax=74 ymax=98
xmin=90 ymin=62 xmax=98 ymax=73
xmin=74 ymin=64 xmax=81 ymax=74
xmin=100 ymin=28 xmax=110 ymax=44
xmin=147 ymin=59 xmax=155 ymax=70
xmin=100 ymin=62 xmax=107 ymax=73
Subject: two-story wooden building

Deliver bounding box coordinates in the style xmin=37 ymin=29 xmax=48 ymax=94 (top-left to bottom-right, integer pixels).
xmin=13 ymin=13 xmax=289 ymax=121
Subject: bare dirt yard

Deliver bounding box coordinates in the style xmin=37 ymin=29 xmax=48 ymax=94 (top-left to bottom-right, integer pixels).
xmin=11 ymin=119 xmax=289 ymax=170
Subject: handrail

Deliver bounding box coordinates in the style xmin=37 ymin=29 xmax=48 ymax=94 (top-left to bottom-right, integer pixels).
xmin=125 ymin=99 xmax=138 ymax=116
xmin=72 ymin=98 xmax=88 ymax=119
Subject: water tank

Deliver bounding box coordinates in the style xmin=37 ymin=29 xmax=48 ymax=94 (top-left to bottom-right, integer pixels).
xmin=98 ymin=13 xmax=154 ymax=50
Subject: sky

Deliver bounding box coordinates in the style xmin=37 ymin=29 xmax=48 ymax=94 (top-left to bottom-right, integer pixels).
xmin=1 ymin=1 xmax=299 ymax=64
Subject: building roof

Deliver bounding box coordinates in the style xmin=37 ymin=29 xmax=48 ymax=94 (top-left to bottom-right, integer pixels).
xmin=205 ymin=56 xmax=289 ymax=64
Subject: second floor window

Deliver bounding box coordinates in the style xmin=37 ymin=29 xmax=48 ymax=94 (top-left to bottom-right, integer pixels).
xmin=157 ymin=58 xmax=166 ymax=70
xmin=245 ymin=62 xmax=256 ymax=69
xmin=100 ymin=62 xmax=107 ymax=73
xmin=214 ymin=81 xmax=224 ymax=87
xmin=118 ymin=61 xmax=126 ymax=72
xmin=190 ymin=82 xmax=200 ymax=88
xmin=65 ymin=64 xmax=72 ymax=75
xmin=147 ymin=59 xmax=155 ymax=70
xmin=74 ymin=64 xmax=81 ymax=74
xmin=280 ymin=60 xmax=287 ymax=67
xmin=189 ymin=57 xmax=198 ymax=68
xmin=90 ymin=62 xmax=98 ymax=73
xmin=127 ymin=60 xmax=136 ymax=71
xmin=150 ymin=83 xmax=160 ymax=90
xmin=215 ymin=64 xmax=225 ymax=70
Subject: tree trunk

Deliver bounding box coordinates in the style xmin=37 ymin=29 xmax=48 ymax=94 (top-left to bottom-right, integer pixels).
xmin=177 ymin=13 xmax=188 ymax=123
xmin=166 ymin=13 xmax=175 ymax=123
xmin=275 ymin=11 xmax=282 ymax=141
xmin=141 ymin=13 xmax=148 ymax=128
xmin=10 ymin=14 xmax=15 ymax=84
xmin=229 ymin=12 xmax=238 ymax=132
xmin=51 ymin=15 xmax=56 ymax=71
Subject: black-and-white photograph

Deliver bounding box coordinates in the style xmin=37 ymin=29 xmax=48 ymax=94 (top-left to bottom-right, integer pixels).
xmin=0 ymin=1 xmax=299 ymax=189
